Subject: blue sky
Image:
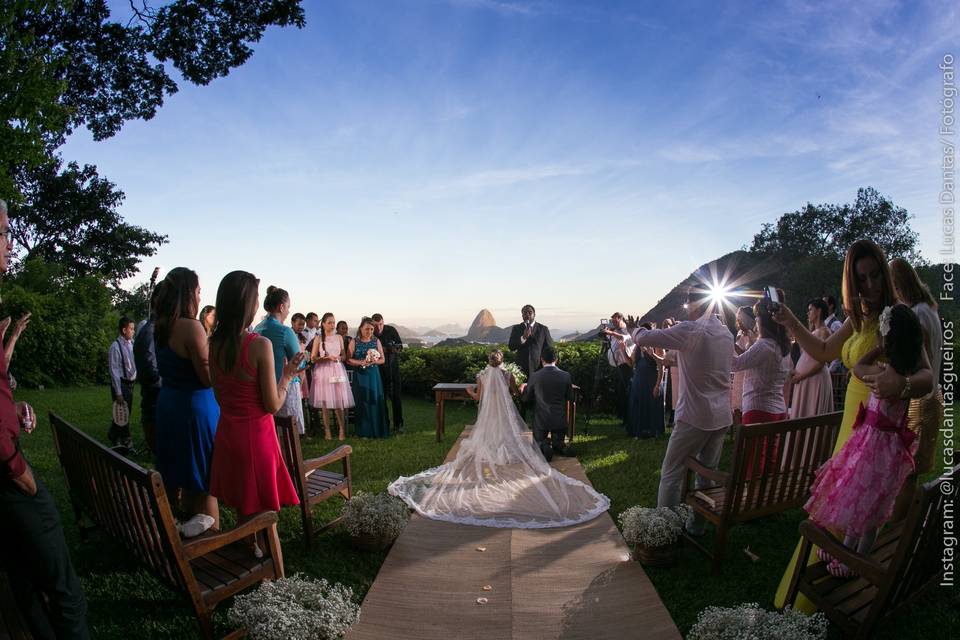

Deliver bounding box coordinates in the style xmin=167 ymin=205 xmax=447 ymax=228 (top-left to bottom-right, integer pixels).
xmin=62 ymin=0 xmax=958 ymax=334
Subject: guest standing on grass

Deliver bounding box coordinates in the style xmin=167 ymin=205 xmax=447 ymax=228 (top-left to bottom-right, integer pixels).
xmin=733 ymin=297 xmax=792 ymax=427
xmin=134 ymin=283 xmax=164 ymax=453
xmin=0 ymin=199 xmax=90 ymax=639
xmin=373 ymin=313 xmax=404 ymax=433
xmin=154 ymin=267 xmax=221 ymax=531
xmin=107 ymin=316 xmax=137 ymax=450
xmin=337 ymin=320 xmax=353 ymax=359
xmin=622 ymin=286 xmax=733 ymax=537
xmin=889 ymin=257 xmax=944 ymax=521
xmin=772 ymin=239 xmax=934 ymax=612
xmin=311 ymin=313 xmax=354 ymax=441
xmin=347 ymin=317 xmax=389 ymax=438
xmin=731 ymin=306 xmax=757 ymax=425
xmin=208 ymin=271 xmax=301 ymax=556
xmin=606 ymin=312 xmax=636 ymax=426
xmin=789 ymin=298 xmax=834 ymax=419
xmin=254 ymin=286 xmax=306 ymax=435
xmin=620 ymin=323 xmax=664 ymax=439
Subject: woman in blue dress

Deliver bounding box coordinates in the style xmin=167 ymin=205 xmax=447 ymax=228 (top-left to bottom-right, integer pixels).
xmin=625 ymin=322 xmax=665 ymax=439
xmin=154 ymin=267 xmax=221 ymax=528
xmin=346 ymin=317 xmax=390 ymax=438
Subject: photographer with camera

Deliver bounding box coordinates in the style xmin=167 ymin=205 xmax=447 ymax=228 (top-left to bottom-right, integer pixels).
xmin=373 ymin=313 xmax=404 ymax=433
xmin=604 ymin=313 xmax=635 ymax=425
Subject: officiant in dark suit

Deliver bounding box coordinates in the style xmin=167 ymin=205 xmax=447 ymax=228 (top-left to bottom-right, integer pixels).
xmin=509 ymin=305 xmax=553 ymax=420
xmin=520 ymin=346 xmax=573 ymax=461
xmin=372 ymin=313 xmax=404 ymax=433
xmin=508 ymin=304 xmax=554 ymax=376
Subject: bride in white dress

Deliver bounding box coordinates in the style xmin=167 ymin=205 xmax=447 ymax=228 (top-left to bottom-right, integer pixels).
xmin=389 ymin=351 xmax=609 ymax=528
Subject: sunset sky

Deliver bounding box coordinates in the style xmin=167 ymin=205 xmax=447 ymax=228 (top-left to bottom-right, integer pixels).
xmin=62 ymin=0 xmax=956 ymax=334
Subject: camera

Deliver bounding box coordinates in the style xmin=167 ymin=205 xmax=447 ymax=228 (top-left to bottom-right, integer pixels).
xmin=600 ymin=318 xmax=609 ymax=329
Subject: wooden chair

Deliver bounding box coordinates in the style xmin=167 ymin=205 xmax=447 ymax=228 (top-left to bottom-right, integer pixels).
xmin=682 ymin=411 xmax=843 ymax=571
xmin=274 ymin=415 xmax=353 ymax=547
xmin=785 ymin=465 xmax=958 ymax=639
xmin=49 ymin=413 xmax=284 ymax=640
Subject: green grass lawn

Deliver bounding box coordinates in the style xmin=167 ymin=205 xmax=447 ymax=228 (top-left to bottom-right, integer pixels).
xmin=14 ymin=386 xmax=959 ymax=638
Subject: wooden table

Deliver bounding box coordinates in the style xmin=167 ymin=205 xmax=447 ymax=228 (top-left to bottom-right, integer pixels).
xmin=432 ymin=383 xmax=579 ymax=442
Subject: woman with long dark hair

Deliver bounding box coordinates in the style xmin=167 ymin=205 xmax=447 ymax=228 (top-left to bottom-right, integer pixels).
xmin=154 ymin=267 xmax=220 ymax=532
xmin=625 ymin=322 xmax=665 ymax=439
xmin=310 ymin=312 xmax=354 ymax=440
xmin=773 ymin=239 xmax=934 ymax=611
xmin=789 ymin=298 xmax=833 ymax=419
xmin=733 ymin=295 xmax=792 ymax=426
xmin=346 ymin=317 xmax=389 ymax=438
xmin=208 ymin=271 xmax=301 ymax=556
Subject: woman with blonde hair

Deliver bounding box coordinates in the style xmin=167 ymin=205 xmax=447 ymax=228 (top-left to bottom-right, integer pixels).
xmin=772 ymin=240 xmax=934 ymax=611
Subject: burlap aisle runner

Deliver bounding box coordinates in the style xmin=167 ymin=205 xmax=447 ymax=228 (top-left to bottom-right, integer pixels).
xmin=346 ymin=429 xmax=681 ymax=640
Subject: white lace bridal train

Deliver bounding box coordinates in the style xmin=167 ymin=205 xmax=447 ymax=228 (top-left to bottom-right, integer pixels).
xmin=388 ymin=364 xmax=609 ymax=528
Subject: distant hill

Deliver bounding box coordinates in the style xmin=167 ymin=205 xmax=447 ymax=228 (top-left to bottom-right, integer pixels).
xmin=431 ymin=323 xmax=466 ymax=336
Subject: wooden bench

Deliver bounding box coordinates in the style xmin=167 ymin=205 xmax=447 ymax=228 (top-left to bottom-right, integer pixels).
xmin=785 ymin=464 xmax=958 ymax=638
xmin=682 ymin=411 xmax=843 ymax=571
xmin=275 ymin=416 xmax=353 ymax=548
xmin=50 ymin=412 xmax=284 ymax=639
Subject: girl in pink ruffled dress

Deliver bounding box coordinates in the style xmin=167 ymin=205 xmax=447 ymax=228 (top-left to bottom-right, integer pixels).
xmin=310 ymin=313 xmax=355 ymax=440
xmin=804 ymin=304 xmax=924 ymax=577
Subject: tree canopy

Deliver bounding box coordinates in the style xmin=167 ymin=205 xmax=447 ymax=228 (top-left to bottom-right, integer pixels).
xmin=1 ymin=0 xmax=305 ymax=282
xmin=748 ymin=187 xmax=921 ymax=263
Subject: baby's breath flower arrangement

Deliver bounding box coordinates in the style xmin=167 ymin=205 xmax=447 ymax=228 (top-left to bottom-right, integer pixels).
xmin=342 ymin=491 xmax=409 ymax=550
xmin=502 ymin=362 xmax=526 ymax=385
xmin=618 ymin=505 xmax=692 ymax=566
xmin=227 ymin=574 xmax=360 ymax=640
xmin=687 ymin=603 xmax=828 ymax=640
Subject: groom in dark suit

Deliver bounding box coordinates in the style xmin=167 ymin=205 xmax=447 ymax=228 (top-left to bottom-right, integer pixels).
xmin=520 ymin=346 xmax=574 ymax=461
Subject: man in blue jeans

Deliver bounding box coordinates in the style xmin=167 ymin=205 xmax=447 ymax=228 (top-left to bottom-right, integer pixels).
xmin=0 ymin=200 xmax=90 ymax=639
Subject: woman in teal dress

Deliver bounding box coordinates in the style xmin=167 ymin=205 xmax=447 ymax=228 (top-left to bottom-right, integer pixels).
xmin=347 ymin=317 xmax=390 ymax=438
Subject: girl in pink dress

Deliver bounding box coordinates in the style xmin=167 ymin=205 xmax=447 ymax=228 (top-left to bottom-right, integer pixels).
xmin=804 ymin=304 xmax=924 ymax=577
xmin=208 ymin=271 xmax=301 ymax=556
xmin=310 ymin=312 xmax=355 ymax=440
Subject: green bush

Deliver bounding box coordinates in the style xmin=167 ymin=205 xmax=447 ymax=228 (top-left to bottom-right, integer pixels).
xmin=398 ymin=341 xmax=621 ymax=413
xmin=1 ymin=260 xmax=118 ymax=387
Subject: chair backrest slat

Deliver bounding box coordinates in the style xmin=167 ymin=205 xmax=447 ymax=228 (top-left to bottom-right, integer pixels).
xmin=729 ymin=412 xmax=842 ymax=517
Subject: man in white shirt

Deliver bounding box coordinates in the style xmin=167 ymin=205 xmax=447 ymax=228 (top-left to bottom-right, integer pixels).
xmin=627 ymin=289 xmax=733 ymax=535
xmin=108 ymin=316 xmax=137 ymax=450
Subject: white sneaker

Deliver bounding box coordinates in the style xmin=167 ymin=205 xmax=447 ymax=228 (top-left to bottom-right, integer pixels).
xmin=178 ymin=514 xmax=215 ymax=538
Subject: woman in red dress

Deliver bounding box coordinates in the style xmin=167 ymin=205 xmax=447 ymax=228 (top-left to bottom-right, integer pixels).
xmin=209 ymin=271 xmax=301 ymax=555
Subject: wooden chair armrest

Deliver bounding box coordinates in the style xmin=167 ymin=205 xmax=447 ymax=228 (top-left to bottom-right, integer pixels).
xmin=682 ymin=456 xmax=730 ymax=486
xmin=181 ymin=511 xmax=278 ymax=560
xmin=797 ymin=520 xmax=888 ymax=585
xmin=303 ymin=445 xmax=353 ymax=472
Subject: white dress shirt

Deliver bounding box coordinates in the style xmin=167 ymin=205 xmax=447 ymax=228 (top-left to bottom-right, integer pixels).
xmin=631 ymin=315 xmax=733 ymax=431
xmin=607 ymin=328 xmax=636 ymax=367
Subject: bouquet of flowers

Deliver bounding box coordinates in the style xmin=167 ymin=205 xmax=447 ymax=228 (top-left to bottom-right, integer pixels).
xmin=687 ymin=603 xmax=828 ymax=640
xmin=363 ymin=349 xmax=382 ymax=366
xmin=227 ymin=574 xmax=360 ymax=640
xmin=618 ymin=505 xmax=692 ymax=548
xmin=503 ymin=362 xmax=526 ymax=385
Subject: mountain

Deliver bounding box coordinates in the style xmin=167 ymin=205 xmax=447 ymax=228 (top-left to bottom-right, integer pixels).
xmin=431 ymin=323 xmax=467 ymax=336
xmin=392 ymin=324 xmax=419 ymax=339
xmin=467 ymin=309 xmax=497 ymax=339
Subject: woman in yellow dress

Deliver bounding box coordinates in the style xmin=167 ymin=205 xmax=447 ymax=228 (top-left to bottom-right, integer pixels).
xmin=771 ymin=239 xmax=934 ymax=611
